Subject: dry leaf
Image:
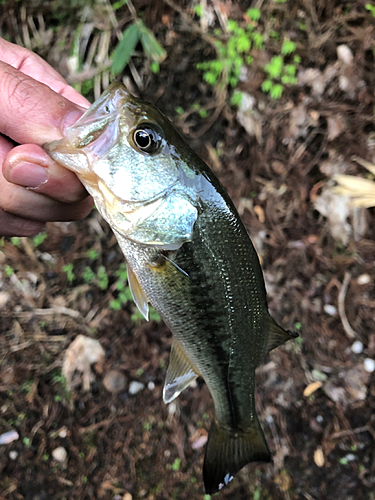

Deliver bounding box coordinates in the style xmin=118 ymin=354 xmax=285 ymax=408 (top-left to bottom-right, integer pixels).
xmin=303 ymin=381 xmax=323 ymax=397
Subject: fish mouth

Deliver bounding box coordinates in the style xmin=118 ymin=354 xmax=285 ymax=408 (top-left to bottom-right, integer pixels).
xmin=63 ymin=83 xmax=131 ymax=150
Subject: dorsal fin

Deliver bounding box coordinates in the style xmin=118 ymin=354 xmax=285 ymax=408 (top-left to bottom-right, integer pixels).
xmin=266 ymin=318 xmax=298 ymax=353
xmin=163 ymin=338 xmax=200 ymax=404
xmin=127 ymin=264 xmax=149 ymax=320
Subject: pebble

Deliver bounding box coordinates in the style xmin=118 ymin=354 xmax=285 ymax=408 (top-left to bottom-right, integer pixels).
xmin=9 ymin=450 xmax=18 ymax=460
xmin=52 ymin=446 xmax=67 ymax=462
xmin=0 ymin=430 xmax=19 ymax=445
xmin=103 ymin=370 xmax=127 ymax=393
xmin=351 ymin=341 xmax=363 ymax=354
xmin=357 ymin=274 xmax=371 ymax=285
xmin=168 ymin=402 xmax=177 ymax=415
xmin=337 ymin=44 xmax=353 ymax=65
xmin=314 ymin=447 xmax=325 ymax=467
xmin=128 ymin=381 xmax=145 ymax=395
xmin=323 ymin=304 xmax=337 ymax=316
xmin=147 ymin=381 xmax=155 ymax=391
xmin=364 ymin=358 xmax=375 ymax=373
xmin=0 ymin=291 xmax=10 ymax=309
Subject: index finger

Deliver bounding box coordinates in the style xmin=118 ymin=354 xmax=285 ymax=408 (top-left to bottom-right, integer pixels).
xmin=0 ymin=61 xmax=87 ymax=145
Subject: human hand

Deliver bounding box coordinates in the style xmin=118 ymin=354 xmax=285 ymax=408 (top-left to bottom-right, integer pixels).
xmin=0 ymin=38 xmax=94 ymax=237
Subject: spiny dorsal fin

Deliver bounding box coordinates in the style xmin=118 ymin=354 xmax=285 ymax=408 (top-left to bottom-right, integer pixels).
xmin=266 ymin=318 xmax=298 ymax=353
xmin=127 ymin=264 xmax=149 ymax=321
xmin=163 ymin=338 xmax=200 ymax=404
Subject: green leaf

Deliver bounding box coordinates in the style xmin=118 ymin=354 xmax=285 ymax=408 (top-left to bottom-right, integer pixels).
xmin=270 ymin=83 xmax=284 ymax=99
xmin=282 ymin=39 xmax=296 ymax=55
xmin=237 ymin=34 xmax=251 ymax=53
xmin=139 ymin=21 xmax=167 ymax=63
xmin=230 ymin=90 xmax=243 ymax=107
xmin=247 ymin=8 xmax=261 ymax=21
xmin=227 ymin=20 xmax=239 ymax=33
xmin=265 ymin=56 xmax=283 ymax=78
xmin=194 ymin=5 xmax=203 ymax=17
xmin=252 ymin=32 xmax=264 ymax=48
xmin=261 ymin=79 xmax=273 ymax=92
xmin=284 ymin=64 xmax=297 ymax=76
xmin=111 ymin=23 xmax=140 ymax=76
xmin=33 ymin=232 xmax=47 ymax=247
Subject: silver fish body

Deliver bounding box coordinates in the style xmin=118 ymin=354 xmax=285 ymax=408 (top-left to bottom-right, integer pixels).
xmin=44 ymin=83 xmax=297 ymax=493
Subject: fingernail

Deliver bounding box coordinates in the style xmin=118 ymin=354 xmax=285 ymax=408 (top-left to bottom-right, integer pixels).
xmin=62 ymin=109 xmax=84 ymax=132
xmin=7 ymin=162 xmax=48 ymax=188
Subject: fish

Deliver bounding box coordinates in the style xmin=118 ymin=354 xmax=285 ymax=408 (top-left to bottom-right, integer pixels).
xmin=44 ymin=82 xmax=297 ymax=494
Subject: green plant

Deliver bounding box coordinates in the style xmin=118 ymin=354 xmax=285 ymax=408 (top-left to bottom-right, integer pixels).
xmin=171 ymin=457 xmax=181 ymax=471
xmin=10 ymin=237 xmax=20 ymax=246
xmin=62 ymin=263 xmax=75 ymax=284
xmin=96 ymin=266 xmax=108 ymax=290
xmin=111 ymin=18 xmax=166 ymax=76
xmin=262 ymin=39 xmax=300 ymax=98
xmin=51 ymin=372 xmax=71 ymax=403
xmin=196 ymin=9 xmax=263 ymax=92
xmin=4 ymin=265 xmax=14 ymax=277
xmin=366 ymin=3 xmax=375 ymax=17
xmin=109 ymin=263 xmax=132 ymax=310
xmin=32 ymin=232 xmax=47 ymax=247
xmin=23 ymin=437 xmax=31 ymax=448
xmin=83 ymin=266 xmax=95 ymax=284
xmin=85 ymin=249 xmax=99 ymax=261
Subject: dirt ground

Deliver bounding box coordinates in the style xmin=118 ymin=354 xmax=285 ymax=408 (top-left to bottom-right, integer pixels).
xmin=1 ymin=1 xmax=375 ymax=499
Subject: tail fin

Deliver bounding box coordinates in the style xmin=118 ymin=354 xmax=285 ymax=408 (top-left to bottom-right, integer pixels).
xmin=203 ymin=417 xmax=271 ymax=494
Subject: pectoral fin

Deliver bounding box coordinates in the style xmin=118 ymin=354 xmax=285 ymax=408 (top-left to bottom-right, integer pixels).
xmin=163 ymin=339 xmax=200 ymax=404
xmin=127 ymin=264 xmax=149 ymax=320
xmin=266 ymin=318 xmax=298 ymax=353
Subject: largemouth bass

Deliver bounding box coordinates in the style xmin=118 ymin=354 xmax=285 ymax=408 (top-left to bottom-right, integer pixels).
xmin=44 ymin=83 xmax=297 ymax=494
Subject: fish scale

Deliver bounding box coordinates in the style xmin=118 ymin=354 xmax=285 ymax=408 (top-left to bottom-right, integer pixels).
xmin=44 ymin=82 xmax=298 ymax=494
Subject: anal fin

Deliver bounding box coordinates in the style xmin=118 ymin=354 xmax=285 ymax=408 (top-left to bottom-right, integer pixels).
xmin=266 ymin=317 xmax=299 ymax=353
xmin=163 ymin=338 xmax=200 ymax=404
xmin=127 ymin=264 xmax=149 ymax=321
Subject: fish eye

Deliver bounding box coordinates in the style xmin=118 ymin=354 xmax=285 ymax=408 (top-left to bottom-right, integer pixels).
xmin=132 ymin=123 xmax=164 ymax=154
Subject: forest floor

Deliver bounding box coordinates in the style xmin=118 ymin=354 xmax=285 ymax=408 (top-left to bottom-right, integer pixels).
xmin=1 ymin=1 xmax=375 ymax=499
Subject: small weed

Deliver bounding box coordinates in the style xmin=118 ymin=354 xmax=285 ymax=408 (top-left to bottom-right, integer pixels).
xmin=32 ymin=232 xmax=47 ymax=247
xmin=366 ymin=3 xmax=375 ymax=17
xmin=196 ymin=9 xmax=263 ymax=92
xmin=96 ymin=266 xmax=108 ymax=290
xmin=10 ymin=237 xmax=21 ymax=247
xmin=111 ymin=18 xmax=166 ymax=77
xmin=23 ymin=437 xmax=31 ymax=448
xmin=51 ymin=372 xmax=71 ymax=403
xmin=171 ymin=457 xmax=181 ymax=471
xmin=62 ymin=263 xmax=75 ymax=284
xmin=83 ymin=266 xmax=96 ymax=284
xmin=4 ymin=265 xmax=14 ymax=277
xmin=85 ymin=249 xmax=99 ymax=261
xmin=194 ymin=4 xmax=203 ymax=17
xmin=110 ymin=263 xmax=131 ymax=310
xmin=262 ymin=47 xmax=300 ymax=99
